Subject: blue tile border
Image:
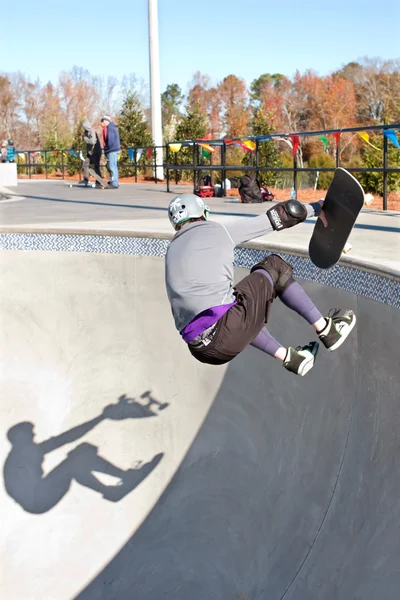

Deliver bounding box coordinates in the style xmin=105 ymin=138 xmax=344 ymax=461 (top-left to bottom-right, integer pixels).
xmin=1 ymin=233 xmax=399 ymax=309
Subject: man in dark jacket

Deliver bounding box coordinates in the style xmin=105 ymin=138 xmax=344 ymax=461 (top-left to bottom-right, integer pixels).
xmin=80 ymin=119 xmax=102 ymax=186
xmin=101 ymin=115 xmax=120 ymax=189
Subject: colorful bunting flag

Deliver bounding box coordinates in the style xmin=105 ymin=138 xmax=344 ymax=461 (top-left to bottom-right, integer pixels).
xmin=69 ymin=150 xmax=77 ymax=158
xmin=243 ymin=140 xmax=256 ymax=151
xmin=256 ymin=135 xmax=271 ymax=142
xmin=382 ymin=129 xmax=400 ymax=149
xmin=198 ymin=143 xmax=215 ymax=154
xmin=201 ymin=147 xmax=211 ymax=160
xmin=79 ymin=151 xmax=85 ymax=161
xmin=169 ymin=143 xmax=182 ymax=153
xmin=136 ymin=148 xmax=143 ymax=161
xmin=332 ymin=132 xmax=341 ymax=148
xmin=147 ymin=147 xmax=153 ymax=161
xmin=358 ymin=132 xmax=380 ymax=151
xmin=225 ymin=140 xmax=253 ymax=152
xmin=319 ymin=135 xmax=329 ymax=150
xmin=128 ymin=148 xmax=134 ymax=161
xmin=290 ymin=135 xmax=300 ymax=157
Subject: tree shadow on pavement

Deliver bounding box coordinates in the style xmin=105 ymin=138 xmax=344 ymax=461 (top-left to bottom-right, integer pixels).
xmin=3 ymin=392 xmax=167 ymax=514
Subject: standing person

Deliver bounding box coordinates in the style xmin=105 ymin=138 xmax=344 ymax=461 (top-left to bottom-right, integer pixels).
xmin=1 ymin=141 xmax=7 ymax=163
xmin=101 ymin=115 xmax=120 ymax=189
xmin=79 ymin=119 xmax=102 ymax=187
xmin=7 ymin=139 xmax=16 ymax=163
xmin=165 ymin=195 xmax=356 ymax=376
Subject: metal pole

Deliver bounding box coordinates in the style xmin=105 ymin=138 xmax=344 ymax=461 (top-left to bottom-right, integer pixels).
xmin=255 ymin=139 xmax=259 ymax=181
xmin=148 ymin=0 xmax=164 ymax=181
xmin=383 ymin=133 xmax=388 ymax=211
xmin=192 ymin=143 xmax=196 ymax=192
xmin=134 ymin=149 xmax=138 ymax=183
xmin=166 ymin=144 xmax=170 ymax=192
xmin=336 ymin=138 xmax=340 ymax=168
xmin=293 ymin=154 xmax=297 ymax=197
xmin=222 ymin=141 xmax=227 ymax=196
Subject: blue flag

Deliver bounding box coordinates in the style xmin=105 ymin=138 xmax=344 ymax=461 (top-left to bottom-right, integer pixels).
xmin=128 ymin=148 xmax=134 ymax=161
xmin=69 ymin=150 xmax=77 ymax=158
xmin=383 ymin=129 xmax=400 ymax=149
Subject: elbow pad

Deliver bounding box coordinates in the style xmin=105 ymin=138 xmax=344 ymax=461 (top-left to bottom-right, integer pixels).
xmin=267 ymin=200 xmax=308 ymax=231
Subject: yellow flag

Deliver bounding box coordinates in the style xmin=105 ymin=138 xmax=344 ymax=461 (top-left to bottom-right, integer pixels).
xmin=358 ymin=132 xmax=370 ymax=143
xmin=243 ymin=140 xmax=256 ymax=151
xmin=169 ymin=143 xmax=182 ymax=153
xmin=358 ymin=131 xmax=380 ymax=151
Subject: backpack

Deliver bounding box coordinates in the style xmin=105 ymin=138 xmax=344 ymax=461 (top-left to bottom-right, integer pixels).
xmin=238 ymin=175 xmax=263 ymax=203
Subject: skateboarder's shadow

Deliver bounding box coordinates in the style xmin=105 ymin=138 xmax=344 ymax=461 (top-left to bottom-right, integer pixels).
xmin=3 ymin=392 xmax=167 ymax=514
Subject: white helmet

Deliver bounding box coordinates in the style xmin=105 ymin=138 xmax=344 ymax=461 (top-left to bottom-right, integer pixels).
xmin=168 ymin=194 xmax=210 ymax=229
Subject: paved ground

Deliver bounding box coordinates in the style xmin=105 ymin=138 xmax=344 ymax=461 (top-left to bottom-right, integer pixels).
xmin=1 ymin=252 xmax=399 ymax=599
xmin=1 ymin=180 xmax=399 ymax=272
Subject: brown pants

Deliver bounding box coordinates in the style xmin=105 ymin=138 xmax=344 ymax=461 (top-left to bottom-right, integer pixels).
xmin=189 ymin=271 xmax=275 ymax=365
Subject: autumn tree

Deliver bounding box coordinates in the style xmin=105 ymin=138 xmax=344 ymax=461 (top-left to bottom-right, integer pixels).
xmin=218 ymin=74 xmax=249 ymax=137
xmin=187 ymin=71 xmax=221 ymax=137
xmin=336 ymin=58 xmax=400 ymax=124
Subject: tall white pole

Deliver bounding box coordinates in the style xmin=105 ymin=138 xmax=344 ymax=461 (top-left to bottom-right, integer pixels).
xmin=148 ymin=0 xmax=164 ymax=181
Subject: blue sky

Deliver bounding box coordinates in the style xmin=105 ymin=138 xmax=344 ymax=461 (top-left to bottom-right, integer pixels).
xmin=3 ymin=0 xmax=400 ymax=96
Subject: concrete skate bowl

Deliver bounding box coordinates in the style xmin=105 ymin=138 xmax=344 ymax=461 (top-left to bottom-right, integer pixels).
xmin=0 ymin=233 xmax=399 ymax=600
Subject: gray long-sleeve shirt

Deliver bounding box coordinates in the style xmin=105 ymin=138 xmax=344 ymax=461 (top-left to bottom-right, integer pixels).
xmin=165 ymin=204 xmax=318 ymax=332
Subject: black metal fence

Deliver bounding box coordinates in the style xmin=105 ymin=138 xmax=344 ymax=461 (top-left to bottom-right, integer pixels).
xmin=15 ymin=123 xmax=400 ymax=210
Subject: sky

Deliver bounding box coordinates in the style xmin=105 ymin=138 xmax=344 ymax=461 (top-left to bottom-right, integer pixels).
xmin=2 ymin=0 xmax=400 ymax=97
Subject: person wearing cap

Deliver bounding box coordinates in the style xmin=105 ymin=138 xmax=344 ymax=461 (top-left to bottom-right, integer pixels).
xmin=79 ymin=119 xmax=102 ymax=186
xmin=165 ymin=194 xmax=356 ymax=376
xmin=101 ymin=115 xmax=120 ymax=189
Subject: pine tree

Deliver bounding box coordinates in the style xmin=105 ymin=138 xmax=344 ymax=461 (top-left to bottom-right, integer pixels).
xmin=118 ymin=91 xmax=153 ymax=175
xmin=173 ymin=102 xmax=208 ymax=182
xmin=242 ymin=107 xmax=282 ymax=187
xmin=175 ymin=101 xmax=208 ymax=141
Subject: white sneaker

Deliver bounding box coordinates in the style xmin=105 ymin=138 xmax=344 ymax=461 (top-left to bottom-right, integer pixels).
xmin=283 ymin=341 xmax=319 ymax=376
xmin=318 ymin=309 xmax=356 ymax=351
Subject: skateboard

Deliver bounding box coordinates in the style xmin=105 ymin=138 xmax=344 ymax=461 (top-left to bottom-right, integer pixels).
xmin=309 ymin=168 xmax=364 ymax=269
xmin=89 ymin=168 xmax=111 ymax=189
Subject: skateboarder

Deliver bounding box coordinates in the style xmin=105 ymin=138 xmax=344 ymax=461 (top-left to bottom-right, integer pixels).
xmin=79 ymin=119 xmax=102 ymax=186
xmin=165 ymin=195 xmax=356 ymax=376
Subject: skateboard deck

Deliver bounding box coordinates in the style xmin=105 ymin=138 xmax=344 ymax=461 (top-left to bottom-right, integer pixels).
xmin=89 ymin=168 xmax=111 ymax=189
xmin=309 ymin=168 xmax=364 ymax=269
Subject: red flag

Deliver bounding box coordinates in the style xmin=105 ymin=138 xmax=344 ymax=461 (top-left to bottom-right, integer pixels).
xmin=290 ymin=135 xmax=300 ymax=157
xmin=147 ymin=147 xmax=153 ymax=161
xmin=332 ymin=132 xmax=341 ymax=148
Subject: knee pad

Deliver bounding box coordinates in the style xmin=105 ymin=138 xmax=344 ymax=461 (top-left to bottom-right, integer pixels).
xmin=251 ymin=254 xmax=294 ymax=296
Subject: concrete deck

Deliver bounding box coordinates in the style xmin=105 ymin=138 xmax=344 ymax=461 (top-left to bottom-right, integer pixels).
xmin=1 ymin=180 xmax=399 ymax=274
